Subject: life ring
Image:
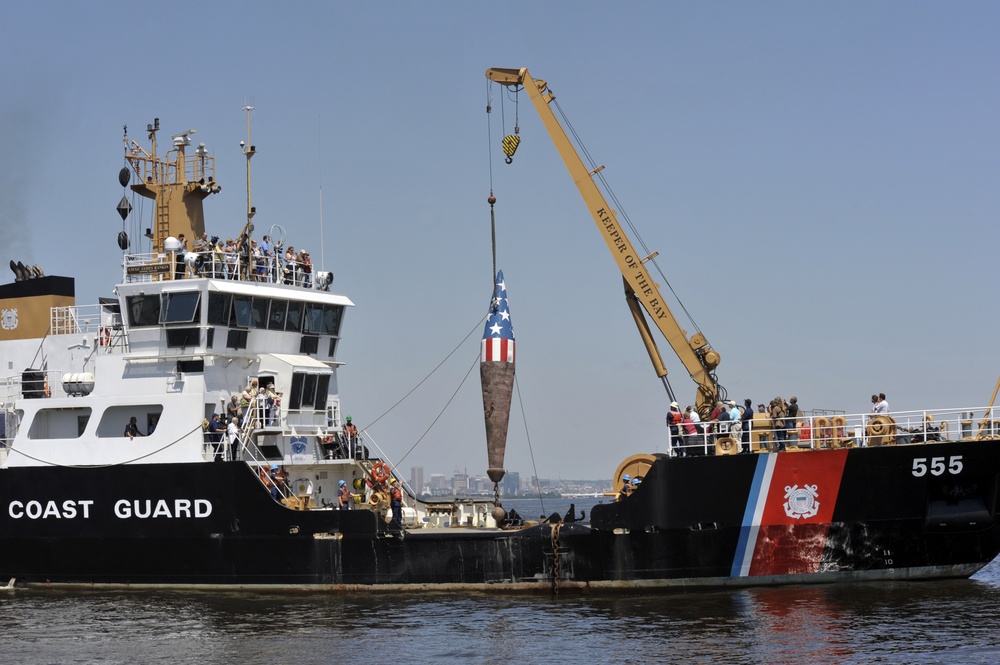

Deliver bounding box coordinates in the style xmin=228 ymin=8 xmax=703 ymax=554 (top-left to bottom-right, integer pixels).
xmin=99 ymin=327 xmax=110 ymax=347
xmin=370 ymin=461 xmax=390 ymax=484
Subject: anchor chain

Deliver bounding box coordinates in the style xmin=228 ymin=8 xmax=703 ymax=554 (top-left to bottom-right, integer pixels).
xmin=551 ymin=522 xmax=561 ymax=594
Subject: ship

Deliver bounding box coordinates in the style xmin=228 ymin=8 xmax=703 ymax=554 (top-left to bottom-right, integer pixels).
xmin=1 ymin=75 xmax=999 ymax=591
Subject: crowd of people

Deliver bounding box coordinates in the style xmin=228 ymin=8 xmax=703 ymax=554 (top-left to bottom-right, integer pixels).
xmin=667 ymin=391 xmax=892 ymax=456
xmin=667 ymin=395 xmax=801 ymax=456
xmin=173 ymin=231 xmax=315 ymax=286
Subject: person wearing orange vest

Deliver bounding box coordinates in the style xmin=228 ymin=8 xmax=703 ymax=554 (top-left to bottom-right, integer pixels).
xmin=338 ymin=480 xmax=352 ymax=510
xmin=343 ymin=416 xmax=358 ymax=457
xmin=389 ymin=478 xmax=403 ymax=528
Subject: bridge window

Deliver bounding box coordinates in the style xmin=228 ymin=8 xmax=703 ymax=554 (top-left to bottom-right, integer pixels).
xmin=207 ymin=293 xmax=231 ymax=326
xmin=285 ymin=302 xmax=304 ymax=332
xmin=251 ymin=297 xmax=269 ymax=329
xmin=126 ymin=294 xmax=161 ymax=327
xmin=160 ymin=291 xmax=201 ymax=324
xmin=230 ymin=296 xmax=252 ymax=328
xmin=267 ymin=300 xmax=288 ymax=331
xmin=304 ymin=304 xmax=344 ymax=335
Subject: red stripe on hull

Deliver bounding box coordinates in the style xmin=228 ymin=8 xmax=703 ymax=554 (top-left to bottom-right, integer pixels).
xmin=750 ymin=449 xmax=849 ymax=576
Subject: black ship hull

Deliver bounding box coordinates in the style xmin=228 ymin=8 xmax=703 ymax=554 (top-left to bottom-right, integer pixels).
xmin=2 ymin=437 xmax=998 ymax=590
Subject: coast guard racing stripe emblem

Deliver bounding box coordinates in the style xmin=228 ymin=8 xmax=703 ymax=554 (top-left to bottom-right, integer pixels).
xmin=731 ymin=449 xmax=849 ymax=577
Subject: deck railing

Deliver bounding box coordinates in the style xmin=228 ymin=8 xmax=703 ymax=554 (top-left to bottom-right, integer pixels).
xmin=121 ymin=251 xmax=325 ymax=289
xmin=668 ymin=405 xmax=1000 ymax=456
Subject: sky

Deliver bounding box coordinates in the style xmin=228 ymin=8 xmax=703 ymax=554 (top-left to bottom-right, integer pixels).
xmin=1 ymin=2 xmax=998 ymax=480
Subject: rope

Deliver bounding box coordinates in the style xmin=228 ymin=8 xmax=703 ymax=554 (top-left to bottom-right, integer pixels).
xmin=514 ymin=373 xmax=545 ymax=517
xmin=363 ymin=315 xmax=486 ymax=431
xmin=393 ymin=348 xmax=481 ymax=469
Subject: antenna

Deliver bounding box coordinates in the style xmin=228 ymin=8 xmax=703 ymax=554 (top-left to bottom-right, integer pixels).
xmin=238 ymin=101 xmax=257 ymax=281
xmin=318 ymin=113 xmax=325 ymax=271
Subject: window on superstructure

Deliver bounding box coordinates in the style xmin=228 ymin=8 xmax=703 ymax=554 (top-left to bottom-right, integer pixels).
xmin=315 ymin=374 xmax=330 ymax=412
xmin=251 ymin=297 xmax=269 ymax=329
xmin=27 ymin=408 xmax=92 ymax=439
xmin=323 ymin=305 xmax=343 ymax=336
xmin=303 ymin=304 xmax=324 ymax=334
xmin=288 ymin=373 xmax=303 ymax=410
xmin=126 ymin=294 xmax=160 ymax=327
xmin=302 ymin=373 xmax=318 ymax=409
xmin=285 ymin=302 xmax=304 ymax=332
xmin=299 ymin=336 xmax=319 ymax=355
xmin=231 ymin=296 xmax=252 ymax=328
xmin=160 ymin=291 xmax=201 ymax=324
xmin=267 ymin=300 xmax=288 ymax=331
xmin=207 ymin=293 xmax=231 ymax=326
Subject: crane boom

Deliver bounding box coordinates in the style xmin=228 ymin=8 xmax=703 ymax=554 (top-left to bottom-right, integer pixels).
xmin=485 ymin=67 xmax=721 ymax=413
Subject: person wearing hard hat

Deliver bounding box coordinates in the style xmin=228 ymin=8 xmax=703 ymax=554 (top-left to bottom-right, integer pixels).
xmin=620 ymin=474 xmax=633 ymax=499
xmin=268 ymin=464 xmax=282 ymax=501
xmin=338 ymin=479 xmax=352 ymax=510
xmin=343 ymin=416 xmax=358 ymax=458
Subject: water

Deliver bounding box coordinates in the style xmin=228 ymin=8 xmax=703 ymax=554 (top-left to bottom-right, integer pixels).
xmin=5 ymin=496 xmax=1000 ymax=664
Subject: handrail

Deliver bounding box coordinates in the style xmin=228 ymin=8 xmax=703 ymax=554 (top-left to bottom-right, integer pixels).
xmin=668 ymin=405 xmax=1000 ymax=456
xmin=121 ymin=251 xmax=320 ymax=288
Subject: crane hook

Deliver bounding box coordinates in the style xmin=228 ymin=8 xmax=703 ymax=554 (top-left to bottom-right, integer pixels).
xmin=502 ymin=134 xmax=520 ymax=164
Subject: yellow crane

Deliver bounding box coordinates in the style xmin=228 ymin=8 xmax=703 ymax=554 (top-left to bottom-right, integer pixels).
xmin=485 ymin=67 xmax=722 ymax=415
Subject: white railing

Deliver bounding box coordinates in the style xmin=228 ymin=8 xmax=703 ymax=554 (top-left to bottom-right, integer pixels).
xmin=121 ymin=252 xmax=319 ymax=288
xmin=668 ymin=405 xmax=1000 ymax=456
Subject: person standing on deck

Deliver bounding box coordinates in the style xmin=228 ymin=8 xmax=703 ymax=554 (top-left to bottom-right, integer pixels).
xmin=124 ymin=416 xmax=143 ymax=440
xmin=338 ymin=480 xmax=352 ymax=510
xmin=389 ymin=478 xmax=403 ymax=528
xmin=227 ymin=417 xmax=241 ymax=460
xmin=787 ymin=396 xmax=800 ymax=443
xmin=769 ymin=397 xmax=788 ymax=451
xmin=343 ymin=416 xmax=358 ymax=458
xmin=741 ymin=399 xmax=754 ymax=453
xmin=666 ymin=402 xmax=682 ymax=453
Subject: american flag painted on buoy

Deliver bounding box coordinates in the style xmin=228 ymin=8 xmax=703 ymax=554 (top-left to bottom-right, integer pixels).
xmin=480 ymin=270 xmax=514 ymax=484
xmin=481 ymin=271 xmax=515 ymax=363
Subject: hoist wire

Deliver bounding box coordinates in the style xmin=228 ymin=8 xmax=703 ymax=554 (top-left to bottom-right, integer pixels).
xmin=551 ymin=98 xmax=704 ymax=337
xmin=485 ymin=80 xmax=495 ymax=194
xmin=514 ymin=373 xmax=546 ymax=517
xmin=364 ymin=315 xmax=487 ymax=433
xmin=486 ymin=81 xmax=498 ymax=281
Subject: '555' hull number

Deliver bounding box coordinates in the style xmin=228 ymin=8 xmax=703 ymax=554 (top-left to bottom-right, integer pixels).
xmin=912 ymin=455 xmax=963 ymax=477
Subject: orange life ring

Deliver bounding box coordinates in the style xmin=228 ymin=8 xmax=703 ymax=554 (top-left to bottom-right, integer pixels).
xmin=370 ymin=462 xmax=390 ymax=484
xmin=99 ymin=327 xmax=110 ymax=347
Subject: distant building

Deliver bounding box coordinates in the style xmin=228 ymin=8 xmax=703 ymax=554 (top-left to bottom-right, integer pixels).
xmin=429 ymin=473 xmax=449 ymax=496
xmin=500 ymin=471 xmax=519 ymax=497
xmin=451 ymin=468 xmax=469 ymax=494
xmin=410 ymin=466 xmax=424 ymax=495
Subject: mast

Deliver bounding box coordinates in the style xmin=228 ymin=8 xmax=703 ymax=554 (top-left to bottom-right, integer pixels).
xmin=125 ymin=118 xmax=220 ymax=265
xmin=238 ymin=105 xmax=257 ymax=280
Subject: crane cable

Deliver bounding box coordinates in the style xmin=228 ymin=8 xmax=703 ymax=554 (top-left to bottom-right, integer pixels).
xmin=486 ymin=80 xmax=498 ymax=281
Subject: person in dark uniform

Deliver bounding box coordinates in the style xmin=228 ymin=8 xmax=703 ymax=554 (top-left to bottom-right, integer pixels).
xmin=124 ymin=416 xmax=143 ymax=440
xmin=389 ymin=478 xmax=403 ymax=528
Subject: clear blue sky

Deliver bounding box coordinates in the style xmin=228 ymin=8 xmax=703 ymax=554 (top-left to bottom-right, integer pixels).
xmin=2 ymin=2 xmax=998 ymax=479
